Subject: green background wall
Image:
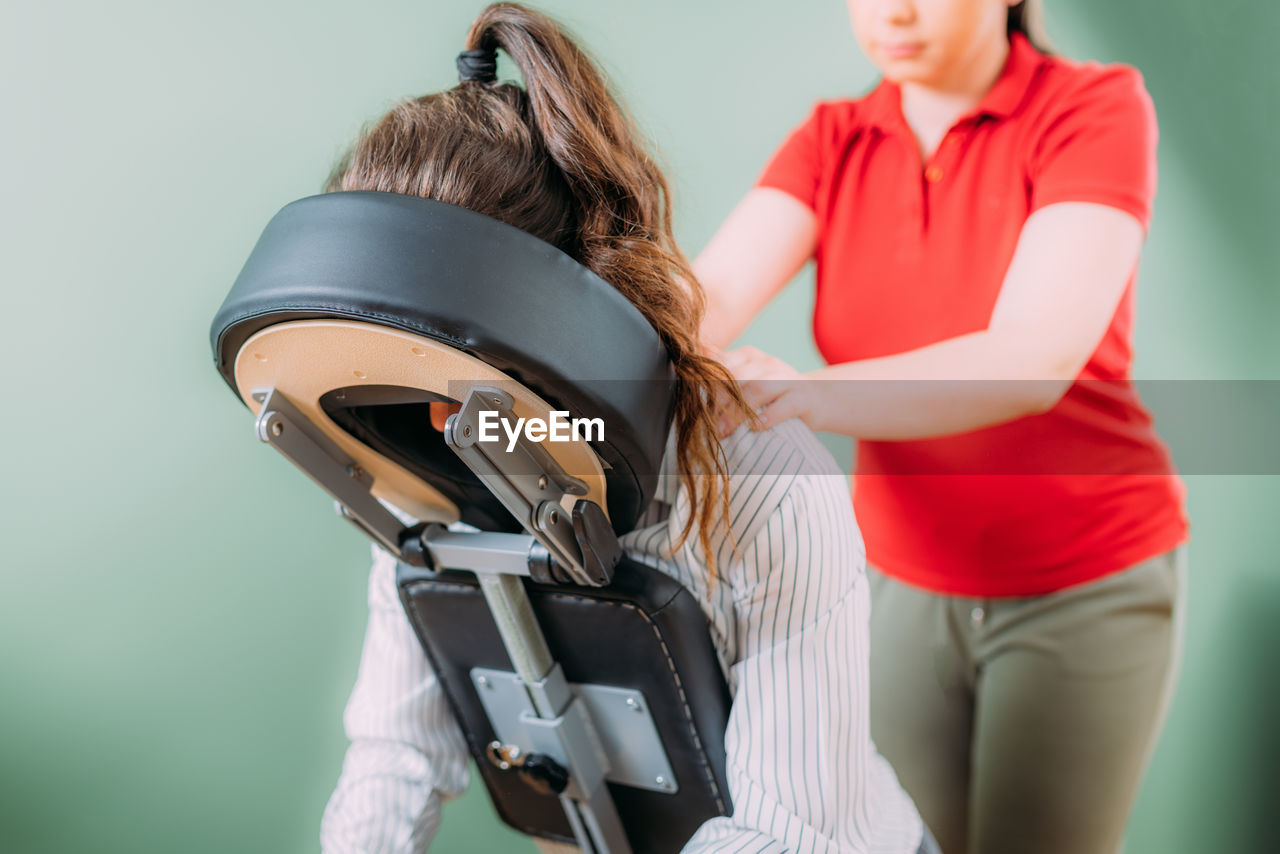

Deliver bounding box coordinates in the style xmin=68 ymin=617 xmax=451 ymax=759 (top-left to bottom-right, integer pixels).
xmin=1 ymin=1 xmax=1275 ymax=852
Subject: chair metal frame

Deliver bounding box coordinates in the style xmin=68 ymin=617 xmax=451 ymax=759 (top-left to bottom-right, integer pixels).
xmin=252 ymin=381 xmax=675 ymax=854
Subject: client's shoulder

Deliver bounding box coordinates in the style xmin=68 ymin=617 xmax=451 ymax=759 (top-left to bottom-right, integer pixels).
xmin=717 ymin=419 xmax=855 ymax=545
xmin=638 ymin=420 xmax=853 ymax=542
xmin=626 ymin=420 xmax=860 ymax=573
xmin=720 ymin=418 xmax=843 ymax=479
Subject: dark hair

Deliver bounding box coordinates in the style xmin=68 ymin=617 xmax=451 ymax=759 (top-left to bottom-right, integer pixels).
xmin=328 ymin=2 xmax=754 ymax=574
xmin=1008 ymin=0 xmax=1053 ymax=53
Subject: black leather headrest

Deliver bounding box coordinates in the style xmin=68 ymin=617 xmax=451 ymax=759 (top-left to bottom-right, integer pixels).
xmin=210 ymin=192 xmax=676 ymax=534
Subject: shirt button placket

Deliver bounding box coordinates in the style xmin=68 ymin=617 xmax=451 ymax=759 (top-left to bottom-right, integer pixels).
xmin=925 ymin=131 xmax=960 ymax=184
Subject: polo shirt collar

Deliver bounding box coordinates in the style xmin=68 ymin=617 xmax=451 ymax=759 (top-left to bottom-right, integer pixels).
xmin=862 ymin=32 xmax=1044 ymax=133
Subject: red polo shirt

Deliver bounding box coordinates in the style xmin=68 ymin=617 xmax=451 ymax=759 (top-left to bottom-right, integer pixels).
xmin=758 ymin=34 xmax=1188 ymax=596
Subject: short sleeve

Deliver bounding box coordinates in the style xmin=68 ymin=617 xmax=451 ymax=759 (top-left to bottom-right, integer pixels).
xmin=756 ymin=104 xmax=827 ymax=211
xmin=1029 ymin=66 xmax=1158 ymax=229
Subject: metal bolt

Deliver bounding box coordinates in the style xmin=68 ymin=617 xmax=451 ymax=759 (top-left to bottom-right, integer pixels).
xmin=463 ymin=425 xmax=472 ymax=438
xmin=270 ymin=421 xmax=283 ymax=437
xmin=346 ymin=464 xmax=364 ymax=479
xmin=626 ymin=698 xmax=642 ymax=713
xmin=476 ymin=676 xmax=489 ymax=688
xmin=655 ymin=776 xmax=668 ymax=788
xmin=538 ymin=475 xmax=548 ymax=490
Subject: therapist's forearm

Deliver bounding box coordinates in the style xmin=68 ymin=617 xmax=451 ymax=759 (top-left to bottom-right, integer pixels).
xmin=808 ymin=328 xmax=1072 ymax=440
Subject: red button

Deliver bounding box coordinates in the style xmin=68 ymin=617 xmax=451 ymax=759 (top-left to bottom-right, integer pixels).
xmin=925 ymin=165 xmax=944 ymax=182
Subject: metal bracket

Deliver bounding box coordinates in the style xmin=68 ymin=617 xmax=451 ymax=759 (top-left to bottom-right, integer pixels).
xmin=444 ymin=387 xmax=606 ymax=586
xmin=418 ymin=526 xmax=556 ymax=580
xmin=252 ymin=387 xmax=409 ymax=558
xmin=472 ymin=667 xmax=679 ymax=795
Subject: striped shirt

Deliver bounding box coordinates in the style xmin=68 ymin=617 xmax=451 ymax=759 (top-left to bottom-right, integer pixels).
xmin=321 ymin=420 xmax=924 ymax=853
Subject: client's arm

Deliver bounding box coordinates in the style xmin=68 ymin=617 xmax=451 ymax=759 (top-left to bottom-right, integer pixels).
xmin=321 ymin=546 xmax=471 ymax=853
xmin=681 ymin=428 xmax=922 ymax=852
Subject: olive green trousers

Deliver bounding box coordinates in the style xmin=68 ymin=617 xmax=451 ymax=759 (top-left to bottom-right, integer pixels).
xmin=868 ymin=548 xmax=1186 ymax=854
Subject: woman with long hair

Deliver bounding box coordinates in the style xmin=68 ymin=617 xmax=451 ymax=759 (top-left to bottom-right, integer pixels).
xmin=320 ymin=4 xmax=930 ymax=852
xmin=698 ymin=1 xmax=1187 ymax=851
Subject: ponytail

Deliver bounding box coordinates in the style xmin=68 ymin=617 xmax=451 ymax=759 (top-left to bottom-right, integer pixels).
xmin=457 ymin=3 xmax=753 ymax=576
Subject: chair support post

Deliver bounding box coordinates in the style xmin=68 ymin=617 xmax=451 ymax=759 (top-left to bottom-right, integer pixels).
xmin=477 ymin=574 xmax=555 ymax=690
xmin=477 ymin=572 xmax=632 ymax=854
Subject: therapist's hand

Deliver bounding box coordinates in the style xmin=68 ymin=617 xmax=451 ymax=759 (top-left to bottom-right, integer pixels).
xmin=717 ymin=347 xmax=825 ymax=437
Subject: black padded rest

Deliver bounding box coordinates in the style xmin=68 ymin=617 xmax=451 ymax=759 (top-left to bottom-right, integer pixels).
xmin=397 ymin=557 xmax=733 ymax=852
xmin=209 ymin=192 xmax=676 ymax=533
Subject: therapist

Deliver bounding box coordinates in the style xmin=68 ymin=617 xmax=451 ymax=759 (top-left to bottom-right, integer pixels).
xmin=697 ymin=1 xmax=1188 ymax=852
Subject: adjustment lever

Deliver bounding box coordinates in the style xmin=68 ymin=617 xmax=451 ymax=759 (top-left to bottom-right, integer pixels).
xmin=519 ymin=753 xmax=571 ymax=796
xmin=571 ymin=499 xmax=623 ymax=586
xmin=486 ymin=741 xmax=570 ymax=797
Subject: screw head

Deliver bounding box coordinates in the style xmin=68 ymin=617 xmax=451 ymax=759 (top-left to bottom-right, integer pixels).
xmin=270 ymin=421 xmax=283 ymax=436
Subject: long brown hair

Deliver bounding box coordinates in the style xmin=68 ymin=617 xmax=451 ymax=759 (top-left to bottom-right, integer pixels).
xmin=328 ymin=2 xmax=753 ymax=574
xmin=1008 ymin=0 xmax=1053 ymax=54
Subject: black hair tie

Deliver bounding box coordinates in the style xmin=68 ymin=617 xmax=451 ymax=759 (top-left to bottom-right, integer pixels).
xmin=457 ymin=48 xmax=498 ymax=83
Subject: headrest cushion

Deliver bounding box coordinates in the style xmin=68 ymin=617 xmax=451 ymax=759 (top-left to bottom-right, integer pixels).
xmin=210 ymin=192 xmax=676 ymax=533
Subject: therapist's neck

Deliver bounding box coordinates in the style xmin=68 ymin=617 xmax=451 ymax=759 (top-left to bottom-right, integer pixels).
xmin=898 ymin=35 xmax=1009 ymax=153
